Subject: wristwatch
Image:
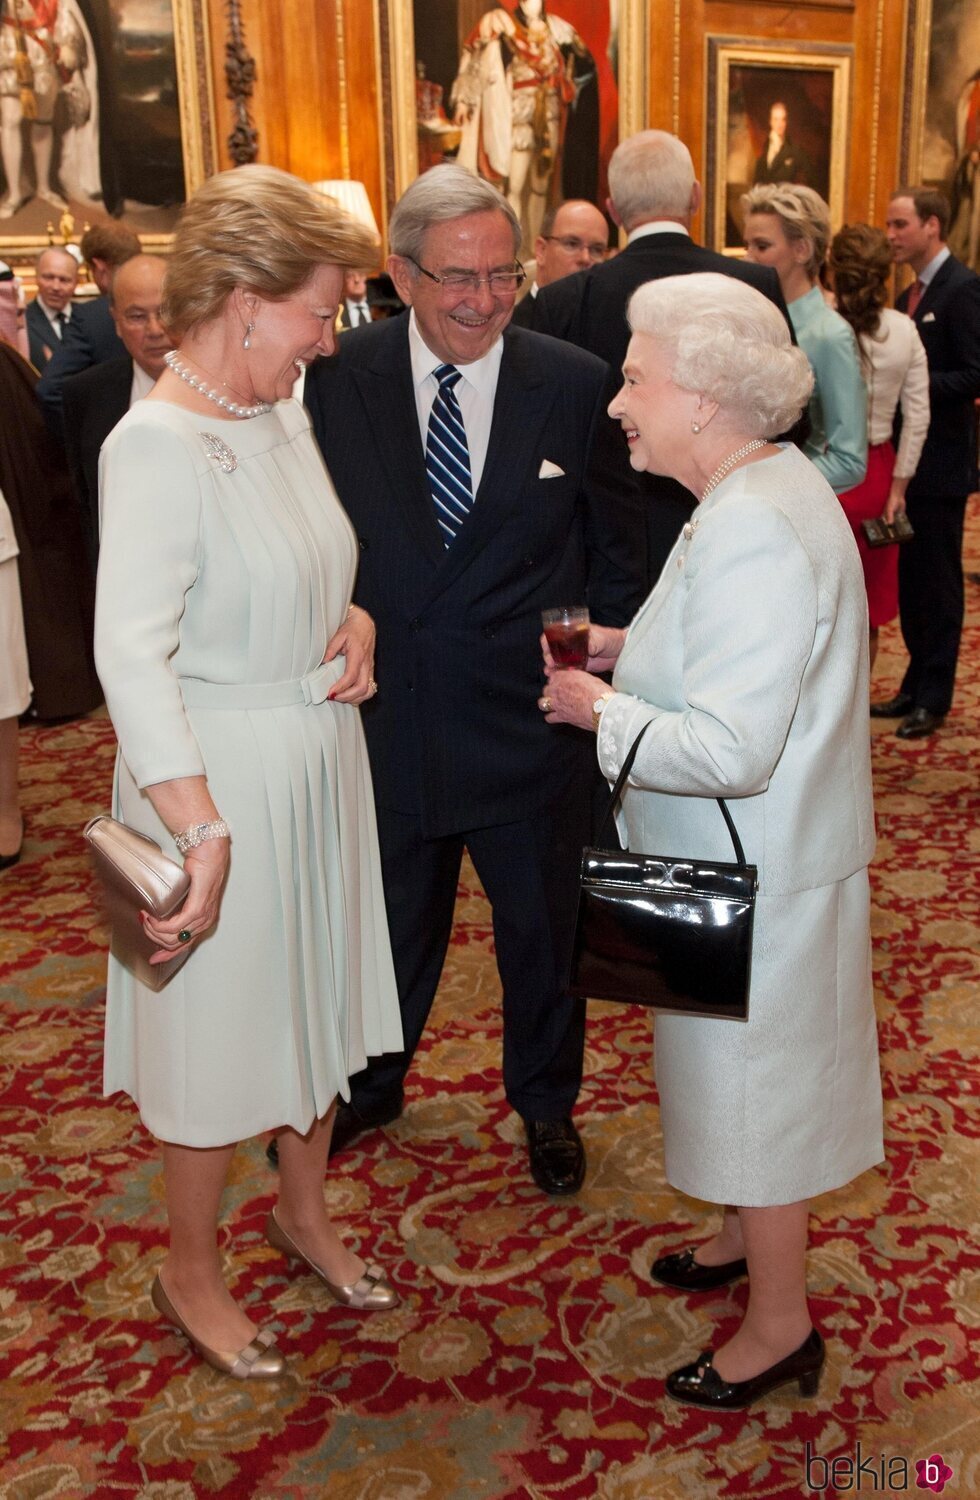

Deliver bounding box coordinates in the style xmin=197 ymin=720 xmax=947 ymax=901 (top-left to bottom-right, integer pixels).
xmin=591 ymin=691 xmax=614 ymax=734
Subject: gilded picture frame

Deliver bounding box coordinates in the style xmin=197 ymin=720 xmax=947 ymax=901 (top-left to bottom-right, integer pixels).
xmin=705 ymin=37 xmax=852 ymax=255
xmin=902 ymin=0 xmax=980 ymax=273
xmin=380 ymin=0 xmax=648 ymax=253
xmin=0 ymin=0 xmax=217 ymax=270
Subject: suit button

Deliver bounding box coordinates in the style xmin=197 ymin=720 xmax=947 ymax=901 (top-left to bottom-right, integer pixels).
xmin=483 ymin=625 xmax=496 ymax=639
xmin=523 ymin=557 xmax=534 ymax=569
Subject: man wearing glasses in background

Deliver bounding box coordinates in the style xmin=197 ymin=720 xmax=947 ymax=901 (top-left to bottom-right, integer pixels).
xmin=510 ymin=198 xmax=609 ymax=327
xmin=304 ymin=164 xmax=643 ymax=1196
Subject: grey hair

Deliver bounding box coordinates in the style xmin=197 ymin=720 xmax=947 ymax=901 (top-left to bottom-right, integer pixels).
xmin=607 ymin=131 xmax=695 ymax=229
xmin=389 ymin=164 xmax=521 ymax=262
xmin=626 ymin=272 xmax=814 ymax=437
xmin=740 ymin=182 xmax=831 ymax=278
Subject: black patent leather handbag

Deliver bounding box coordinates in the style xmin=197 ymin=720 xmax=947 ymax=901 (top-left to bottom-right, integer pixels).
xmin=570 ymin=723 xmax=757 ymax=1019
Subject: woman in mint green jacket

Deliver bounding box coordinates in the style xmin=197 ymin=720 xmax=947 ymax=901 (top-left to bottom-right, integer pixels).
xmin=743 ymin=183 xmax=867 ymax=494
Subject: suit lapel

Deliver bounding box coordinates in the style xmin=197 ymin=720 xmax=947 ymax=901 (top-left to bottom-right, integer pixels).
xmin=421 ymin=328 xmax=555 ymax=603
xmin=354 ymin=322 xmax=446 ymax=565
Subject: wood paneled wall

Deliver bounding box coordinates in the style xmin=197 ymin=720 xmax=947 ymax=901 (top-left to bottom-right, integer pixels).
xmin=206 ymin=0 xmax=914 ymax=251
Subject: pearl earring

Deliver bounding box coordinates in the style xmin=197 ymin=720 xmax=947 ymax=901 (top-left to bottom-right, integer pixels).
xmin=242 ymin=321 xmax=255 ymax=350
xmin=691 ymin=420 xmax=701 ymax=434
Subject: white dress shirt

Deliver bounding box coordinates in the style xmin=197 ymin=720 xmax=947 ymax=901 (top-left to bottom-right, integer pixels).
xmin=408 ymin=309 xmax=504 ymax=495
xmin=345 ymin=299 xmax=372 ymax=327
xmin=129 ymin=362 xmax=155 ymax=406
xmin=626 ymin=221 xmax=690 ymax=245
xmin=35 ymin=296 xmax=71 ymax=337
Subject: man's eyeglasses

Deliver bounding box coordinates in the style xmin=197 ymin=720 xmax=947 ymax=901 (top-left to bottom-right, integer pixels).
xmin=541 ymin=235 xmax=607 ymax=261
xmin=408 ymin=258 xmax=526 ymax=295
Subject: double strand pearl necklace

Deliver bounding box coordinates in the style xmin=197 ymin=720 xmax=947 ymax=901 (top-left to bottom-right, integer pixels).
xmin=700 ymin=438 xmax=768 ymax=502
xmin=164 ymin=351 xmax=272 ymax=419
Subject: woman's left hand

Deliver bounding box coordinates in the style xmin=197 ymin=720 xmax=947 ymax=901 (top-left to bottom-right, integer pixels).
xmin=539 ymin=666 xmax=609 ymax=732
xmin=323 ymin=604 xmax=378 ymax=705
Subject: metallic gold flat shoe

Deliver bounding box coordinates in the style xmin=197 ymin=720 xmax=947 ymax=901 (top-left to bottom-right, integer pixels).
xmin=151 ymin=1274 xmax=285 ymax=1379
xmin=265 ymin=1208 xmax=399 ymax=1311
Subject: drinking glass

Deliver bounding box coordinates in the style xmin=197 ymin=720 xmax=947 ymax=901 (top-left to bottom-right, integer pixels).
xmin=542 ymin=606 xmax=590 ymax=670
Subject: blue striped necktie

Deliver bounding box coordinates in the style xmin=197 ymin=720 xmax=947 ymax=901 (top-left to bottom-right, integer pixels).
xmin=425 ymin=363 xmax=472 ymax=546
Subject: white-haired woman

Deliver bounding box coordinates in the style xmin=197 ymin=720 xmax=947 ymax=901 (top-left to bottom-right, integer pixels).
xmin=95 ymin=166 xmax=403 ymax=1381
xmin=540 ymin=272 xmax=883 ymax=1410
xmin=743 ymin=182 xmax=867 ymax=495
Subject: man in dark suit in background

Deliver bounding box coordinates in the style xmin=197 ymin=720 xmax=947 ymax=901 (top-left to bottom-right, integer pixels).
xmin=510 ymin=198 xmax=610 ymax=328
xmin=532 ymin=130 xmax=796 ymax=584
xmin=37 ymin=221 xmax=141 ymax=423
xmin=26 ymin=248 xmax=78 ymax=369
xmin=305 ymin=165 xmax=644 ymax=1195
xmin=61 ymin=255 xmax=170 ymax=569
xmin=871 ymin=187 xmax=980 ymax=739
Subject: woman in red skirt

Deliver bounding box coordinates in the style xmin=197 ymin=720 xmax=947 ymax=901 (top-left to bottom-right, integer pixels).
xmin=829 ymin=226 xmax=930 ymax=669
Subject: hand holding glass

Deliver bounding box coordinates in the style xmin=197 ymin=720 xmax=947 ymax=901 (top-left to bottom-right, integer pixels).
xmin=542 ymin=606 xmax=590 ymax=670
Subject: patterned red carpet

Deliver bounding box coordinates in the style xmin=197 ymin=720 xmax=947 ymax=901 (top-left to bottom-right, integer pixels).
xmin=1 ymin=509 xmax=978 ymax=1499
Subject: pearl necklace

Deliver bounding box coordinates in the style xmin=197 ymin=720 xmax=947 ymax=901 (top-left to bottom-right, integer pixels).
xmin=164 ymin=351 xmax=272 ymax=419
xmin=700 ymin=438 xmax=768 ymax=502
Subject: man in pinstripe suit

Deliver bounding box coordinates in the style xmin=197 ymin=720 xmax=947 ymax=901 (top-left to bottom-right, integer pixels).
xmin=306 ymin=166 xmax=644 ymax=1194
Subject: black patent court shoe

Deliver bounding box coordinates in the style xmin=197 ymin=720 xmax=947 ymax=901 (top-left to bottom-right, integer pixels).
xmin=665 ymin=1327 xmax=825 ymax=1410
xmin=651 ymin=1245 xmax=748 ymax=1291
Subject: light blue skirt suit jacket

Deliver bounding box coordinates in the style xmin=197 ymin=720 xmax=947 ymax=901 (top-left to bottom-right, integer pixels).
xmin=596 ymin=445 xmax=884 ymax=1207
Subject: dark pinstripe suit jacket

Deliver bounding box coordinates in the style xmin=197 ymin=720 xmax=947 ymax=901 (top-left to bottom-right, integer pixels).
xmin=305 ymin=314 xmax=646 ymax=838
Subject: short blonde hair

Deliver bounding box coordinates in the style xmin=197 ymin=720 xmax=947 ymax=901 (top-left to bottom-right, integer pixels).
xmin=740 ymin=182 xmax=831 ymax=278
xmin=162 ymin=165 xmax=379 ymax=336
xmin=627 ymin=272 xmax=814 ymax=437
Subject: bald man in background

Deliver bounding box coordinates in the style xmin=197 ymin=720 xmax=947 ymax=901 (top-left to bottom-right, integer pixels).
xmin=26 ymin=247 xmax=79 ymax=368
xmin=62 ymin=255 xmax=171 ymax=568
xmin=510 ymin=199 xmax=609 ymax=326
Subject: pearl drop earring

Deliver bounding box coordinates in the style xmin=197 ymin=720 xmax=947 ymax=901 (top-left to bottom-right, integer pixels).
xmin=691 ymin=420 xmax=701 ymax=433
xmin=242 ymin=321 xmax=255 ymax=350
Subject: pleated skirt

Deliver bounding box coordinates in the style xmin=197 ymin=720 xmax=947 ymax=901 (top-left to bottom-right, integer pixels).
xmin=103 ymin=698 xmax=402 ymax=1146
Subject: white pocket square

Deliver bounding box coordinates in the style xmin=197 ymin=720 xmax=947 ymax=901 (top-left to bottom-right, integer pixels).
xmin=922 ymin=311 xmax=936 ymax=322
xmin=538 ymin=459 xmax=565 ymax=478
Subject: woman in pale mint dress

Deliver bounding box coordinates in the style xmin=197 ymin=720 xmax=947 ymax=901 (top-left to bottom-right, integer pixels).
xmin=742 ymin=181 xmax=868 ymax=495
xmin=94 ymin=167 xmax=403 ymax=1382
xmin=540 ymin=274 xmax=883 ymax=1412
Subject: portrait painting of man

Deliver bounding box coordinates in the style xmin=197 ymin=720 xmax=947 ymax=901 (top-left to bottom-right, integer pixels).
xmin=918 ymin=0 xmax=980 ymax=272
xmin=723 ymin=64 xmax=833 ymax=249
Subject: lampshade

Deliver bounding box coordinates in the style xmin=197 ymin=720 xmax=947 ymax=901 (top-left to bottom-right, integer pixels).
xmin=310 ymin=179 xmax=379 ymax=236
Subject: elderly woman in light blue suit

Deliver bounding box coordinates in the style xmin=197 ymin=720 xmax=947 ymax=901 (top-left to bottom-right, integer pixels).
xmin=540 ymin=273 xmax=883 ymax=1411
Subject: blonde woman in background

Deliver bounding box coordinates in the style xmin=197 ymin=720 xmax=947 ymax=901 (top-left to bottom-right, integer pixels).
xmin=743 ymin=182 xmax=867 ymax=495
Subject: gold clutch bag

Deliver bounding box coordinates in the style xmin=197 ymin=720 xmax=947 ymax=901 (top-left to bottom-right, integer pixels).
xmin=83 ymin=815 xmax=192 ymax=991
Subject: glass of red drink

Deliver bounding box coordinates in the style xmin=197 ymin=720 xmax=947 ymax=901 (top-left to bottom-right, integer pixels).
xmin=542 ymin=606 xmax=590 ymax=670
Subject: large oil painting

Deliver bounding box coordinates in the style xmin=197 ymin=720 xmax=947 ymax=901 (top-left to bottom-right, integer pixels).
xmin=0 ymin=0 xmax=214 ymax=258
xmin=909 ymin=0 xmax=980 ymax=272
xmin=706 ymin=38 xmax=851 ymax=255
xmin=384 ymin=0 xmax=647 ymax=255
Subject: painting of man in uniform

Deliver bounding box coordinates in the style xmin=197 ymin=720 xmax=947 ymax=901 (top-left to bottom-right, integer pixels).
xmin=920 ymin=2 xmax=980 ymax=273
xmin=0 ymin=0 xmax=186 ymax=238
xmin=724 ymin=65 xmax=833 ymax=250
xmin=412 ymin=0 xmax=616 ymax=255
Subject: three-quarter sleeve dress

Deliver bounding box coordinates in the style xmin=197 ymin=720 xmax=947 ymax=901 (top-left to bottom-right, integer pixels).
xmin=95 ymin=398 xmax=402 ymax=1147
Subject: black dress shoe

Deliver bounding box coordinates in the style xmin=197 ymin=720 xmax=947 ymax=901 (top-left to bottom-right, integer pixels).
xmin=0 ymin=844 xmax=22 ymax=871
xmin=896 ymin=707 xmax=944 ymax=740
xmin=651 ymin=1245 xmax=748 ymax=1291
xmin=524 ymin=1117 xmax=585 ymax=1195
xmin=665 ymin=1327 xmax=825 ymax=1410
xmin=870 ymin=692 xmax=914 ymax=718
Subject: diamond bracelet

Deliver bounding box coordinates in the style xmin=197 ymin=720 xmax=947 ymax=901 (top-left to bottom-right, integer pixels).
xmin=174 ymin=819 xmax=230 ymax=855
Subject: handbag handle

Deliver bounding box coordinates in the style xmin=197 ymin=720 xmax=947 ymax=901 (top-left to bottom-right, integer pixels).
xmin=598 ymin=721 xmax=749 ymax=869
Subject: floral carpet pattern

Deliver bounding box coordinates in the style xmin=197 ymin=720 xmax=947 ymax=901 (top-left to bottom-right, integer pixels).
xmin=1 ymin=508 xmax=978 ymax=1499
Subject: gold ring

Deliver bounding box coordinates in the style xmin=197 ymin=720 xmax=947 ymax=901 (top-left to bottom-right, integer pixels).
xmin=541 ymin=697 xmax=552 ymax=713
xmin=368 ymin=679 xmax=378 ymax=696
